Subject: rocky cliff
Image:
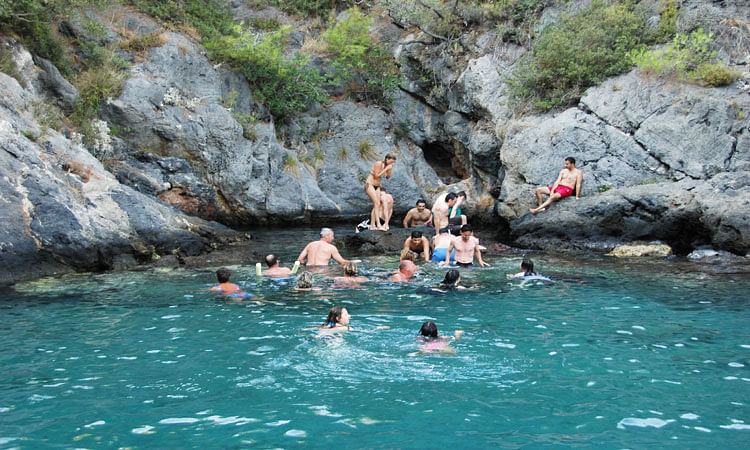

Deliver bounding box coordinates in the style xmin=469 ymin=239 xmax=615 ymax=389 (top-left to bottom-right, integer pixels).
xmin=1 ymin=0 xmax=748 ymax=283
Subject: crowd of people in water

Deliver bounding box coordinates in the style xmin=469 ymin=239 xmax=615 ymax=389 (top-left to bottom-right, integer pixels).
xmin=209 ymin=153 xmax=574 ymax=352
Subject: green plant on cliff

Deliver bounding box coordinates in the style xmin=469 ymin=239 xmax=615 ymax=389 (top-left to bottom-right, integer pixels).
xmin=629 ymin=28 xmax=739 ymax=87
xmin=654 ymin=0 xmax=678 ymax=42
xmin=206 ymin=27 xmax=328 ymax=121
xmin=128 ymin=0 xmax=235 ymax=40
xmin=509 ymin=0 xmax=649 ymax=111
xmin=321 ymin=7 xmax=400 ymax=107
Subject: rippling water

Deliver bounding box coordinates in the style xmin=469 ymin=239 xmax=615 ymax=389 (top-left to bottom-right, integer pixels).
xmin=1 ymin=252 xmax=749 ymax=448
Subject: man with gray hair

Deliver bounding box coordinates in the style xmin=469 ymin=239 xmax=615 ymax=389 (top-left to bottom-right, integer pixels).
xmin=296 ymin=228 xmax=350 ymax=266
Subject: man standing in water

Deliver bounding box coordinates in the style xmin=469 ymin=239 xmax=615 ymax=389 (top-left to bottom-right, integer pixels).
xmin=296 ymin=228 xmax=351 ymax=266
xmin=530 ymin=156 xmax=583 ymax=214
xmin=442 ymin=224 xmax=490 ymax=268
xmin=263 ymin=254 xmax=293 ymax=277
xmin=403 ymin=199 xmax=433 ymax=228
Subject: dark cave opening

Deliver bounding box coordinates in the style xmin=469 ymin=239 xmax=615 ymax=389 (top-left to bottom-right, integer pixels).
xmin=422 ymin=141 xmax=469 ymax=185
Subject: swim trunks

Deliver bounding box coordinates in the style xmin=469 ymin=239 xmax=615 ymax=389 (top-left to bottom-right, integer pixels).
xmin=548 ymin=184 xmax=574 ymax=198
xmin=431 ymin=247 xmax=455 ymax=263
xmin=455 ymin=262 xmax=473 ymax=268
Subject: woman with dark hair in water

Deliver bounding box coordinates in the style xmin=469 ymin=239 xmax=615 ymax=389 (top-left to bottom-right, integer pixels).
xmin=417 ymin=269 xmax=466 ymax=295
xmin=364 ymin=153 xmax=396 ymax=231
xmin=320 ymin=306 xmax=351 ymax=331
xmin=416 ymin=320 xmax=463 ymax=353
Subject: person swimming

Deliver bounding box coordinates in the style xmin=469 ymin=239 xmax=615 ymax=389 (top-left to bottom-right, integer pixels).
xmin=333 ymin=262 xmax=369 ymax=288
xmin=417 ymin=269 xmax=465 ymax=295
xmin=208 ymin=268 xmax=253 ymax=298
xmin=416 ymin=321 xmax=463 ymax=354
xmin=295 ymin=271 xmax=315 ymax=291
xmin=509 ymin=259 xmax=537 ymax=279
xmin=319 ymin=306 xmax=351 ymax=333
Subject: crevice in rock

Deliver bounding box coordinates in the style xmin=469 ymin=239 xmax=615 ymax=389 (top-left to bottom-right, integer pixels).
xmin=422 ymin=140 xmax=468 ymax=185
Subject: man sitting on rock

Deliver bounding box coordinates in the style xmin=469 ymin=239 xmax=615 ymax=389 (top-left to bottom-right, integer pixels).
xmin=530 ymin=156 xmax=583 ymax=214
xmin=403 ymin=199 xmax=433 ymax=228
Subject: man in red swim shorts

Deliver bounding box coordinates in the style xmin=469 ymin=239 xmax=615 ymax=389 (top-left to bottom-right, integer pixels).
xmin=530 ymin=157 xmax=583 ymax=214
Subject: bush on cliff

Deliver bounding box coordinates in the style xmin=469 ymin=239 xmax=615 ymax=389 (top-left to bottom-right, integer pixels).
xmin=509 ymin=0 xmax=649 ymax=111
xmin=321 ymin=8 xmax=400 ymax=107
xmin=629 ymin=28 xmax=739 ymax=87
xmin=128 ymin=0 xmax=235 ymax=39
xmin=205 ymin=27 xmax=328 ymax=121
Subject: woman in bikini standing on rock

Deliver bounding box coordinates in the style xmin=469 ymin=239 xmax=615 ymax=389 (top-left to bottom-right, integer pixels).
xmin=364 ymin=153 xmax=396 ymax=231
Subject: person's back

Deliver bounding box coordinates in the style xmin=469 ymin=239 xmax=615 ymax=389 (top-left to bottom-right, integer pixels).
xmin=263 ymin=254 xmax=293 ymax=278
xmin=297 ymin=228 xmax=349 ymax=267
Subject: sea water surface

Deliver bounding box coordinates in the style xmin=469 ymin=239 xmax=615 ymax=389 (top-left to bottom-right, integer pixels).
xmin=1 ymin=242 xmax=749 ymax=448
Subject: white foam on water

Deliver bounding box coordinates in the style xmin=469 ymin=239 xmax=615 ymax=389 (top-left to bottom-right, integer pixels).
xmin=183 ymin=295 xmax=193 ymax=298
xmin=360 ymin=417 xmax=380 ymax=425
xmin=284 ymin=429 xmax=307 ymax=438
xmin=653 ymin=344 xmax=668 ymax=349
xmin=629 ymin=359 xmax=640 ymax=363
xmin=729 ymin=362 xmax=745 ymax=368
xmin=674 ymin=343 xmax=684 ymax=347
xmin=694 ymin=427 xmax=711 ymax=433
xmin=72 ymin=385 xmax=93 ymax=390
xmin=741 ymin=345 xmax=750 ymax=349
xmin=43 ymin=383 xmax=65 ymax=387
xmin=161 ymin=360 xmax=178 ymax=364
xmin=617 ymin=417 xmax=675 ymax=429
xmin=246 ymin=351 xmax=266 ymax=356
xmin=117 ymin=356 xmax=137 ymax=360
xmin=587 ymin=381 xmax=596 ymax=387
xmin=535 ymin=325 xmax=547 ymax=329
xmin=131 ymin=425 xmax=155 ymax=435
xmin=680 ymin=413 xmax=699 ymax=420
xmin=143 ymin=326 xmax=157 ymax=331
xmin=166 ymin=395 xmax=186 ymax=399
xmin=458 ymin=317 xmax=478 ymax=322
xmin=146 ymin=350 xmax=161 ymax=354
xmin=28 ymin=394 xmax=55 ymax=403
xmin=208 ymin=415 xmax=258 ymax=425
xmin=494 ymin=342 xmax=516 ymax=349
xmin=616 ymin=330 xmax=633 ymax=335
xmin=724 ymin=376 xmax=738 ymax=380
xmin=731 ymin=419 xmax=745 ymax=423
xmin=604 ymin=357 xmax=613 ymax=361
xmin=84 ymin=420 xmax=105 ymax=428
xmin=0 ymin=407 xmax=10 ymax=413
xmin=632 ymin=326 xmax=646 ymax=331
xmin=698 ymin=301 xmax=711 ymax=304
xmin=256 ymin=346 xmax=275 ymax=352
xmin=649 ymin=410 xmax=664 ymax=416
xmin=161 ymin=315 xmax=181 ymax=320
xmin=562 ymin=344 xmax=580 ymax=347
xmin=260 ymin=321 xmax=276 ymax=325
xmin=703 ymin=360 xmax=716 ymax=364
xmin=0 ymin=438 xmax=18 ymax=445
xmin=266 ymin=420 xmax=290 ymax=427
xmin=196 ymin=410 xmax=211 ymax=416
xmin=97 ymin=355 xmax=107 ymax=359
xmin=603 ymin=307 xmax=620 ymax=310
xmin=549 ymin=352 xmax=557 ymax=356
xmin=159 ymin=418 xmax=200 ymax=425
xmin=67 ymin=357 xmax=80 ymax=360
xmin=525 ymin=318 xmax=538 ymax=322
xmin=167 ymin=327 xmax=185 ymax=333
xmin=310 ymin=406 xmax=342 ymax=418
xmin=335 ymin=418 xmax=357 ymax=429
xmin=650 ymin=379 xmax=682 ymax=385
xmin=720 ymin=424 xmax=750 ymax=430
xmin=406 ymin=316 xmax=436 ymax=321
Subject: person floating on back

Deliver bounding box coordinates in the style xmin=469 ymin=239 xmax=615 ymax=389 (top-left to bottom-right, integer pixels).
xmin=530 ymin=156 xmax=583 ymax=214
xmin=416 ymin=321 xmax=463 ymax=354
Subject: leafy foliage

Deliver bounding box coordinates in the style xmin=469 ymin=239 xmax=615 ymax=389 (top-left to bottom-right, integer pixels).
xmin=127 ymin=0 xmax=235 ymax=40
xmin=321 ymin=8 xmax=400 ymax=107
xmin=205 ymin=27 xmax=328 ymax=121
xmin=629 ymin=28 xmax=739 ymax=87
xmin=509 ymin=1 xmax=650 ymax=111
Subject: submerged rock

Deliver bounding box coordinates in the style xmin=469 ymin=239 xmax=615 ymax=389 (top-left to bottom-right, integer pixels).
xmin=608 ymin=243 xmax=673 ymax=258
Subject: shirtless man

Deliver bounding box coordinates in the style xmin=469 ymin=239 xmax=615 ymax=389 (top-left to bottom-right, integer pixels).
xmin=442 ymin=224 xmax=489 ymax=268
xmin=431 ymin=227 xmax=457 ymax=263
xmin=432 ymin=193 xmax=458 ymax=235
xmin=403 ymin=230 xmax=431 ymax=262
xmin=296 ymin=228 xmax=350 ymax=266
xmin=403 ymin=199 xmax=433 ymax=228
xmin=263 ymin=254 xmax=292 ymax=278
xmin=530 ymin=156 xmax=583 ymax=214
xmin=390 ymin=260 xmax=417 ymax=282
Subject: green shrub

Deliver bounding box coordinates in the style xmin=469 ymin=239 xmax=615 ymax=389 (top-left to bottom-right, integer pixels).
xmin=358 ymin=139 xmax=376 ymax=159
xmin=629 ymin=29 xmax=738 ymax=87
xmin=654 ymin=0 xmax=678 ymax=42
xmin=509 ymin=0 xmax=649 ymax=111
xmin=127 ymin=0 xmax=235 ymax=40
xmin=205 ymin=27 xmax=328 ymax=121
xmin=120 ymin=32 xmax=166 ymax=52
xmin=321 ymin=7 xmax=400 ymax=107
xmin=233 ymin=112 xmax=258 ymax=141
xmin=72 ymin=62 xmax=126 ymax=127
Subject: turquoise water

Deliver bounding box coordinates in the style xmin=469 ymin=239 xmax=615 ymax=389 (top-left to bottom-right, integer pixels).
xmin=1 ymin=251 xmax=750 ymax=448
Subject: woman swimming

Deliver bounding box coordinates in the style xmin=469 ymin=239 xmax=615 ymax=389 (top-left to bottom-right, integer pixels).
xmin=320 ymin=306 xmax=351 ymax=332
xmin=417 ymin=269 xmax=465 ymax=295
xmin=364 ymin=153 xmax=396 ymax=231
xmin=416 ymin=321 xmax=463 ymax=353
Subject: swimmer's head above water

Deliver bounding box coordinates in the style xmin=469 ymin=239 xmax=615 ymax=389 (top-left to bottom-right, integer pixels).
xmin=324 ymin=306 xmax=350 ymax=328
xmin=419 ymin=321 xmax=439 ymax=339
xmin=296 ymin=271 xmax=314 ymax=289
xmin=216 ymin=267 xmax=231 ymax=283
xmin=440 ymin=269 xmax=460 ymax=288
xmin=344 ymin=262 xmax=359 ymax=276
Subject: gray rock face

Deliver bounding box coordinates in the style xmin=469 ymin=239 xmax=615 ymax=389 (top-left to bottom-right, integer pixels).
xmin=0 ymin=71 xmax=236 ymax=285
xmin=31 ymin=56 xmax=80 ymax=113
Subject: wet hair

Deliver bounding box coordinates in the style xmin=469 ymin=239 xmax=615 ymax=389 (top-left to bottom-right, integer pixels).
xmin=216 ymin=268 xmax=231 ymax=283
xmin=344 ymin=262 xmax=358 ymax=276
xmin=400 ymin=248 xmax=416 ymax=262
xmin=399 ymin=260 xmax=416 ymax=275
xmin=420 ymin=321 xmax=439 ymax=339
xmin=264 ymin=254 xmax=278 ymax=267
xmin=320 ymin=227 xmax=334 ymax=238
xmin=521 ymin=259 xmax=535 ymax=274
xmin=565 ymin=156 xmax=576 ymax=165
xmin=460 ymin=224 xmax=473 ymax=233
xmin=445 ymin=192 xmax=457 ymax=202
xmin=416 ymin=199 xmax=426 ymax=206
xmin=324 ymin=306 xmax=346 ymax=327
xmin=440 ymin=269 xmax=460 ymax=288
xmin=296 ymin=271 xmax=313 ymax=289
xmin=383 ymin=153 xmax=397 ymax=163
xmin=456 ymin=190 xmax=467 ymax=199
xmin=448 ymin=226 xmax=461 ymax=236
xmin=411 ymin=230 xmax=423 ymax=239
